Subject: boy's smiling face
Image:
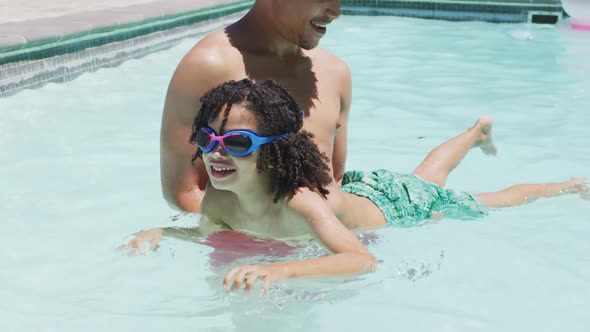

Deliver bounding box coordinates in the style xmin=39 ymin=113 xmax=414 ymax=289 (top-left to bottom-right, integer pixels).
xmin=202 ymin=104 xmax=262 ymax=191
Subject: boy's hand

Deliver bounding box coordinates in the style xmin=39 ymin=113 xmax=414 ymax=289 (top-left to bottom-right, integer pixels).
xmin=120 ymin=228 xmax=164 ymax=255
xmin=223 ymin=264 xmax=290 ymax=296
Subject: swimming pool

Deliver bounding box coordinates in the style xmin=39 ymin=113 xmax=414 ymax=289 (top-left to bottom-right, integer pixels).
xmin=1 ymin=15 xmax=589 ymax=331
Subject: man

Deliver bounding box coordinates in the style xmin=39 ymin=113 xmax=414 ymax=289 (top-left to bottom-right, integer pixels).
xmin=161 ymin=0 xmax=348 ymax=212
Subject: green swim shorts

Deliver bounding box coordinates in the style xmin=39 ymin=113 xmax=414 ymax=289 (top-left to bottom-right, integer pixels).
xmin=341 ymin=169 xmax=488 ymax=227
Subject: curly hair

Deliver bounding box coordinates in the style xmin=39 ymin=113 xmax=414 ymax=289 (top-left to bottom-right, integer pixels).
xmin=189 ymin=79 xmax=332 ymax=203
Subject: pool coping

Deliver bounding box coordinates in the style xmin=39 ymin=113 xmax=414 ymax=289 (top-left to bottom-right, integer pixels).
xmin=0 ymin=1 xmax=253 ymax=97
xmin=341 ymin=0 xmax=564 ymax=23
xmin=0 ymin=0 xmax=254 ymax=65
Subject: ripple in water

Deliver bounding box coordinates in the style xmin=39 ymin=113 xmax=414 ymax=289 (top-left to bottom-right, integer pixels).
xmin=394 ymin=250 xmax=445 ymax=282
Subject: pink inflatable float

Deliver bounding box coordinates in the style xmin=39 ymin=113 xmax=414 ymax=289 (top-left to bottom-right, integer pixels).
xmin=562 ymin=0 xmax=590 ymax=30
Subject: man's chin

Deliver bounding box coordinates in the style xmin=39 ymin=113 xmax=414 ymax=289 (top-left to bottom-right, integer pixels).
xmin=300 ymin=42 xmax=320 ymax=51
xmin=299 ymin=38 xmax=320 ymax=50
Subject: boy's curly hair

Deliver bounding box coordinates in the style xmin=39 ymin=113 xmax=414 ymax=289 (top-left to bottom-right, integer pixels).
xmin=189 ymin=79 xmax=332 ymax=202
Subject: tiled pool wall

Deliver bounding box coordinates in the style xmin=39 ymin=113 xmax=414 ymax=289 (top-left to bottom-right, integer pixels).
xmin=0 ymin=1 xmax=254 ymax=97
xmin=341 ymin=0 xmax=563 ymax=23
xmin=0 ymin=0 xmax=565 ymax=97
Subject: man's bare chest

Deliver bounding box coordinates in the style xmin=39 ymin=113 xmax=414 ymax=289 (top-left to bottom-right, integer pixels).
xmin=235 ymin=59 xmax=341 ymax=116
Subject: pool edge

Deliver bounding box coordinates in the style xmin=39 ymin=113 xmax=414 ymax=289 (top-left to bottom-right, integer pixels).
xmin=0 ymin=1 xmax=254 ymax=65
xmin=0 ymin=1 xmax=254 ymax=97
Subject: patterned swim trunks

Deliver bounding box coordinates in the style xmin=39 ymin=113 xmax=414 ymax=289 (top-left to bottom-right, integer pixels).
xmin=341 ymin=169 xmax=488 ymax=227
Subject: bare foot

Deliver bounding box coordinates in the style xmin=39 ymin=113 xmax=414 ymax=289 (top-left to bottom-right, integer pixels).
xmin=472 ymin=115 xmax=497 ymax=156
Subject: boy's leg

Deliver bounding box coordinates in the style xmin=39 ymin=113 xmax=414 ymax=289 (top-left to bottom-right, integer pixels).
xmin=412 ymin=116 xmax=496 ymax=187
xmin=475 ymin=177 xmax=588 ymax=208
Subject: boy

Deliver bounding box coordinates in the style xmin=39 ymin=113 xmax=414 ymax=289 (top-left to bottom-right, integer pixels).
xmin=129 ymin=79 xmax=588 ymax=295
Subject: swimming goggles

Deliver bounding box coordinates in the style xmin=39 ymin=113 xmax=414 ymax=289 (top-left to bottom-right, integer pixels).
xmin=196 ymin=126 xmax=288 ymax=157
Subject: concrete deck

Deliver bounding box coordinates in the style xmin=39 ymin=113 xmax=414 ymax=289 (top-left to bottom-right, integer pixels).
xmin=0 ymin=0 xmax=241 ymax=50
xmin=0 ymin=0 xmax=251 ymax=97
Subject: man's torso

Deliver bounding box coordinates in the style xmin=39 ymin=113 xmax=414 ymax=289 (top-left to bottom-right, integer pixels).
xmin=192 ymin=30 xmax=346 ymax=179
xmin=192 ymin=30 xmax=387 ymax=237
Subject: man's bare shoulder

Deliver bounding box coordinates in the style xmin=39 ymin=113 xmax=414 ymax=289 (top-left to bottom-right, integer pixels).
xmin=305 ymin=47 xmax=351 ymax=109
xmin=175 ymin=30 xmax=243 ymax=82
xmin=307 ymin=47 xmax=351 ymax=76
xmin=164 ymin=29 xmax=245 ymax=121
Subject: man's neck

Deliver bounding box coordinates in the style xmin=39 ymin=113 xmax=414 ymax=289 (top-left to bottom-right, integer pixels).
xmin=230 ymin=8 xmax=303 ymax=59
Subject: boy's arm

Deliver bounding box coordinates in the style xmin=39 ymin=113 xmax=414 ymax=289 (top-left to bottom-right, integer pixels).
xmin=223 ymin=189 xmax=375 ymax=295
xmin=124 ymin=215 xmax=227 ymax=254
xmin=125 ymin=190 xmax=228 ymax=254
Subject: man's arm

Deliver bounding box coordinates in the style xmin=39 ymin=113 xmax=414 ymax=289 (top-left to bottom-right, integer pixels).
xmin=160 ymin=45 xmax=230 ymax=212
xmin=331 ymin=63 xmax=352 ymax=185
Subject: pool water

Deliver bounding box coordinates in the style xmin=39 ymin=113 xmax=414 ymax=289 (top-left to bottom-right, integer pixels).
xmin=1 ymin=15 xmax=589 ymax=331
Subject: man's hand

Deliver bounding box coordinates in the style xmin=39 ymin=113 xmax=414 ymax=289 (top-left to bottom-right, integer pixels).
xmin=223 ymin=264 xmax=290 ymax=296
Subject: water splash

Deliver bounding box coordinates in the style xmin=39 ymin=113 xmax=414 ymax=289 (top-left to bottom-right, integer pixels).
xmin=507 ymin=29 xmax=534 ymax=40
xmin=394 ymin=250 xmax=445 ymax=282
